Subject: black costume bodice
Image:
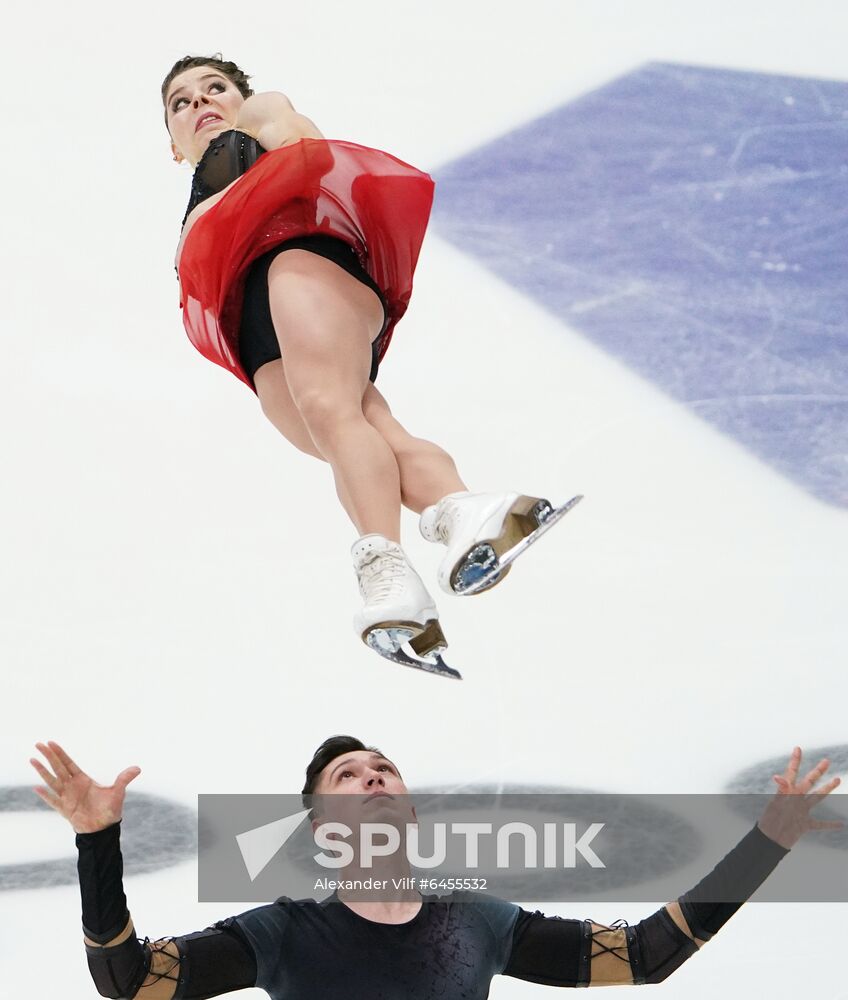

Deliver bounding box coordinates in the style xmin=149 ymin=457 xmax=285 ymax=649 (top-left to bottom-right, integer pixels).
xmin=182 ymin=130 xmax=267 ymax=227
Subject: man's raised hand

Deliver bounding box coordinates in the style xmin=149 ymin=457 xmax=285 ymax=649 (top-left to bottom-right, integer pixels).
xmin=757 ymin=746 xmax=842 ymax=849
xmin=30 ymin=741 xmax=140 ymax=834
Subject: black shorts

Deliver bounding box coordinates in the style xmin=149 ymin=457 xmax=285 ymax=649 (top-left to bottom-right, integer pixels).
xmin=237 ymin=235 xmax=389 ymax=388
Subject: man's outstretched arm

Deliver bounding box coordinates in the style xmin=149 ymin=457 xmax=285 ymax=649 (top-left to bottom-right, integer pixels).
xmin=503 ymin=747 xmax=840 ymax=987
xmin=32 ymin=742 xmax=257 ymax=1000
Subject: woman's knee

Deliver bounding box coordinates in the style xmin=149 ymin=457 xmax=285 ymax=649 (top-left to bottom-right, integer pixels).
xmin=293 ymin=387 xmax=363 ymax=441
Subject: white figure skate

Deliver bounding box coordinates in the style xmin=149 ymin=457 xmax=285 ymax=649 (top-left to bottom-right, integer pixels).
xmin=351 ymin=534 xmax=461 ymax=679
xmin=420 ymin=492 xmax=583 ymax=596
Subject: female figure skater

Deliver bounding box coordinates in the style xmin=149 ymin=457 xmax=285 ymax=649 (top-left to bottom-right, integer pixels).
xmin=165 ymin=55 xmax=579 ymax=675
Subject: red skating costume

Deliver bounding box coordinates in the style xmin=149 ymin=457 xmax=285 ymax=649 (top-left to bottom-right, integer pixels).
xmin=177 ymin=133 xmax=434 ymax=389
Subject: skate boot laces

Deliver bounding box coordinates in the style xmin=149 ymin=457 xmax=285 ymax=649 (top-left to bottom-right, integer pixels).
xmin=357 ymin=549 xmax=408 ymax=605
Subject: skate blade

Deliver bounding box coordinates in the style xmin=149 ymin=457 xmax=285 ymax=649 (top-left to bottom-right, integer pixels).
xmin=453 ymin=494 xmax=583 ymax=596
xmin=363 ymin=620 xmax=462 ymax=680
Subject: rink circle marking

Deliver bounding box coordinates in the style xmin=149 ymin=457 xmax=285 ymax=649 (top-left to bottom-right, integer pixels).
xmin=0 ymin=788 xmax=195 ymax=891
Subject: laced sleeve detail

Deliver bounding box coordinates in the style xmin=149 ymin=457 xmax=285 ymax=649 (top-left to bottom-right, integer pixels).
xmin=141 ymin=938 xmax=182 ymax=992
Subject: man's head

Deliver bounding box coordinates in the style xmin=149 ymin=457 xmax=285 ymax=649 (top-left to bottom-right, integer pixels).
xmin=302 ymin=735 xmax=405 ymax=796
xmin=302 ymin=736 xmax=414 ymax=830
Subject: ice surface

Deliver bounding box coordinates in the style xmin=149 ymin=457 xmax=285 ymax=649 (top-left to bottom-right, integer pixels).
xmin=434 ymin=62 xmax=848 ymax=506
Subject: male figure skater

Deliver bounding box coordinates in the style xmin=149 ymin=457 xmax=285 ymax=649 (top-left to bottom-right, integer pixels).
xmin=31 ymin=737 xmax=839 ymax=997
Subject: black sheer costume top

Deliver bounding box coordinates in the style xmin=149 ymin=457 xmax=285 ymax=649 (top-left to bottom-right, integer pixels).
xmin=182 ymin=130 xmax=267 ymax=228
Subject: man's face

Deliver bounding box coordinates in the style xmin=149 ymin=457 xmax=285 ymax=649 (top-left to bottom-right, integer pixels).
xmin=311 ymin=750 xmax=416 ymax=833
xmin=315 ymin=750 xmax=407 ymax=796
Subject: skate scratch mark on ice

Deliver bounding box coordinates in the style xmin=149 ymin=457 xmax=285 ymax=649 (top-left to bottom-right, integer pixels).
xmin=675 ymin=230 xmax=732 ymax=267
xmin=775 ymin=216 xmax=848 ymax=253
xmin=686 ymin=393 xmax=848 ymax=406
xmin=660 ymin=168 xmax=830 ymax=195
xmin=737 ymin=281 xmax=780 ymax=364
xmin=636 ymin=296 xmax=734 ymax=344
xmin=542 ymin=258 xmax=614 ymax=284
xmin=645 ymin=147 xmax=676 ymax=174
xmin=646 ymin=292 xmax=773 ymax=346
xmin=810 ymin=83 xmax=834 ymax=116
xmin=569 ymin=281 xmax=647 ymax=315
xmin=728 ymin=121 xmax=848 ymax=168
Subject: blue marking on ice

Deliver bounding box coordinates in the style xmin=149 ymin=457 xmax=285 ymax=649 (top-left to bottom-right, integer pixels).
xmin=433 ymin=63 xmax=848 ymax=507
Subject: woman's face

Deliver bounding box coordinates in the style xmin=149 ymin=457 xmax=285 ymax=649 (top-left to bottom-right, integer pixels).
xmin=165 ymin=65 xmax=246 ymax=166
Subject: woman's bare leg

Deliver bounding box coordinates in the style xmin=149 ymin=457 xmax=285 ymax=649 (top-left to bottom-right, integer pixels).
xmin=253 ymin=359 xmax=357 ymax=518
xmin=361 ymin=385 xmax=466 ymax=513
xmin=266 ymin=250 xmax=403 ymax=540
xmin=253 ymin=359 xmax=324 ymax=460
xmin=255 ymin=358 xmax=466 ymax=520
xmin=253 ymin=251 xmax=467 ymax=528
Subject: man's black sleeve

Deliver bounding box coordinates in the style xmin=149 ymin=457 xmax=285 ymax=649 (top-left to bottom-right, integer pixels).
xmin=503 ymin=912 xmax=592 ymax=987
xmin=77 ymin=823 xmax=257 ymax=998
xmin=502 ymin=824 xmax=790 ymax=988
xmin=171 ymin=920 xmax=257 ymax=1000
